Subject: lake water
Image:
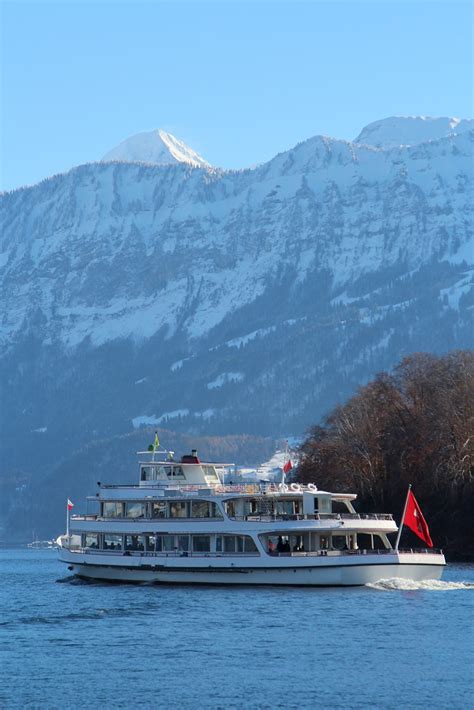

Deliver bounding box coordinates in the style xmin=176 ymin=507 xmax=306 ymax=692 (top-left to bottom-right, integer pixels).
xmin=1 ymin=549 xmax=473 ymax=709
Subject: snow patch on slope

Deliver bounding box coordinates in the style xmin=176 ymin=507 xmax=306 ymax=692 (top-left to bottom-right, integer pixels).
xmin=226 ymin=326 xmax=277 ymax=349
xmin=132 ymin=415 xmax=161 ymax=429
xmin=207 ymin=372 xmax=244 ymax=389
xmin=440 ymin=274 xmax=473 ymax=309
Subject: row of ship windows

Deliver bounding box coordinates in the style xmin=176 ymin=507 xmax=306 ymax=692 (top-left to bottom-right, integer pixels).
xmin=101 ymin=499 xmax=309 ymax=520
xmin=101 ymin=500 xmax=223 ymax=519
xmin=141 ymin=465 xmax=219 ymax=481
xmin=82 ymin=532 xmax=258 ymax=554
xmin=226 ymin=499 xmax=303 ymax=517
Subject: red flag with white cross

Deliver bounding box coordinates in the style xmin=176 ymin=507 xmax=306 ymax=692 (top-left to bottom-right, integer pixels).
xmin=403 ymin=490 xmax=433 ymax=548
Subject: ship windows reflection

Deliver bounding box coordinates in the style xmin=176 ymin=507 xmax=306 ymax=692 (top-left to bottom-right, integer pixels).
xmin=192 ymin=536 xmax=211 ymax=552
xmin=152 ymin=501 xmax=167 ymax=518
xmin=125 ymin=502 xmax=146 ymax=518
xmin=83 ymin=533 xmax=99 ymax=549
xmin=79 ymin=531 xmax=260 ymax=555
xmin=125 ymin=535 xmax=145 ymax=551
xmin=169 ymin=501 xmax=188 ymax=518
xmin=102 ymin=502 xmax=124 ymax=518
xmin=103 ymin=534 xmax=123 ymax=551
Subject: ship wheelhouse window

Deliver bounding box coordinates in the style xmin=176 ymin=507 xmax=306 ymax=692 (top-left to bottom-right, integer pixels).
xmin=83 ymin=533 xmax=99 ymax=549
xmin=152 ymin=501 xmax=167 ymax=518
xmin=103 ymin=534 xmax=123 ymax=551
xmin=125 ymin=534 xmax=145 ymax=551
xmin=203 ymin=465 xmax=219 ymax=481
xmin=169 ymin=501 xmax=188 ymax=518
xmin=192 ymin=535 xmax=210 ymax=552
xmin=102 ymin=502 xmax=124 ymax=518
xmin=318 ymin=497 xmax=332 ymax=514
xmin=125 ymin=502 xmax=146 ymax=519
xmin=156 ymin=465 xmax=185 ymax=478
xmin=141 ymin=466 xmax=155 ymax=481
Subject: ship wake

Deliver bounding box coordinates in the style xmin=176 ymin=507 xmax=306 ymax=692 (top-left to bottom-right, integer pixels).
xmin=367 ymin=578 xmax=474 ymax=591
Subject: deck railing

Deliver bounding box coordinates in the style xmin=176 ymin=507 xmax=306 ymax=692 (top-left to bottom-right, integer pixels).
xmin=70 ymin=512 xmax=394 ymax=523
xmin=97 ymin=483 xmax=323 ymax=495
xmin=230 ymin=513 xmax=393 ymax=522
xmin=62 ymin=544 xmax=442 ymax=557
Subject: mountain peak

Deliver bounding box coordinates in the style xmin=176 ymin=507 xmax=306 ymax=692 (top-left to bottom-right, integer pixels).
xmin=101 ymin=128 xmax=211 ymax=168
xmin=354 ymin=115 xmax=473 ymax=149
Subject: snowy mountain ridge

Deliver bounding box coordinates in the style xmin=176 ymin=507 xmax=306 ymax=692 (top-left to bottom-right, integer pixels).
xmin=0 ymin=116 xmax=472 ymax=472
xmin=2 ymin=127 xmax=472 ymax=348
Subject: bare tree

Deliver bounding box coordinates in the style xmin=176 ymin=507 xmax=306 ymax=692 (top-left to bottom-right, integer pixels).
xmin=298 ymin=350 xmax=474 ymax=558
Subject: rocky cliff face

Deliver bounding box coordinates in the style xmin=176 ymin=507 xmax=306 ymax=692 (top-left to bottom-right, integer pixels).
xmin=1 ymin=118 xmax=473 ymax=477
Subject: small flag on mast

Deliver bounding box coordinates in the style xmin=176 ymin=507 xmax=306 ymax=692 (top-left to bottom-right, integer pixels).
xmin=283 ymin=459 xmax=293 ymax=474
xmin=67 ymin=499 xmax=74 ymax=511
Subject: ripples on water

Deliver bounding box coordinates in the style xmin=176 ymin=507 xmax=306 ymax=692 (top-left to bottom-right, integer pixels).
xmin=0 ymin=550 xmax=473 ymax=710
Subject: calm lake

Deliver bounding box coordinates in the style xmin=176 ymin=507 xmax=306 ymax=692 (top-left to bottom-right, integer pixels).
xmin=1 ymin=549 xmax=473 ymax=709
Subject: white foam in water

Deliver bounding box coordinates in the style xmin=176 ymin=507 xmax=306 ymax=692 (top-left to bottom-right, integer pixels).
xmin=367 ymin=578 xmax=474 ymax=591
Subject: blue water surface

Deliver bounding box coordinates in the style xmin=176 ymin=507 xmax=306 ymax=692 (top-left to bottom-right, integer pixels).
xmin=0 ymin=549 xmax=473 ymax=709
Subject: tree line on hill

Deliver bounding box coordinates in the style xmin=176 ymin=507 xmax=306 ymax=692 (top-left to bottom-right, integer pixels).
xmin=296 ymin=351 xmax=474 ymax=560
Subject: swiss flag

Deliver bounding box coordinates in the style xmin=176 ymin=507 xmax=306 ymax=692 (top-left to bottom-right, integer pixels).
xmin=283 ymin=459 xmax=293 ymax=474
xmin=403 ymin=490 xmax=433 ymax=548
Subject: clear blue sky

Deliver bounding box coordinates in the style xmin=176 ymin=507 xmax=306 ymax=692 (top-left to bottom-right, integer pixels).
xmin=1 ymin=0 xmax=472 ymax=191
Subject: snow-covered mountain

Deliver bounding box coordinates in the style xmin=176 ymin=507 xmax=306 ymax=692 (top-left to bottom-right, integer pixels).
xmin=354 ymin=116 xmax=473 ymax=149
xmin=1 ymin=117 xmax=473 ymax=479
xmin=101 ymin=128 xmax=211 ymax=168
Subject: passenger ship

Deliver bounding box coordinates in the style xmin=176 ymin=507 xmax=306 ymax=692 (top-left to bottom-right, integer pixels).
xmin=58 ymin=445 xmax=445 ymax=586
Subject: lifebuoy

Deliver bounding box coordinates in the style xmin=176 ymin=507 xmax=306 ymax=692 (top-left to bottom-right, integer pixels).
xmin=307 ymin=483 xmax=318 ymax=492
xmin=290 ymin=483 xmax=301 ymax=493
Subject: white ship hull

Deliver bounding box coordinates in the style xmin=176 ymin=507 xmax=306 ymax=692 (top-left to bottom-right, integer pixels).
xmin=59 ymin=549 xmax=445 ymax=586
